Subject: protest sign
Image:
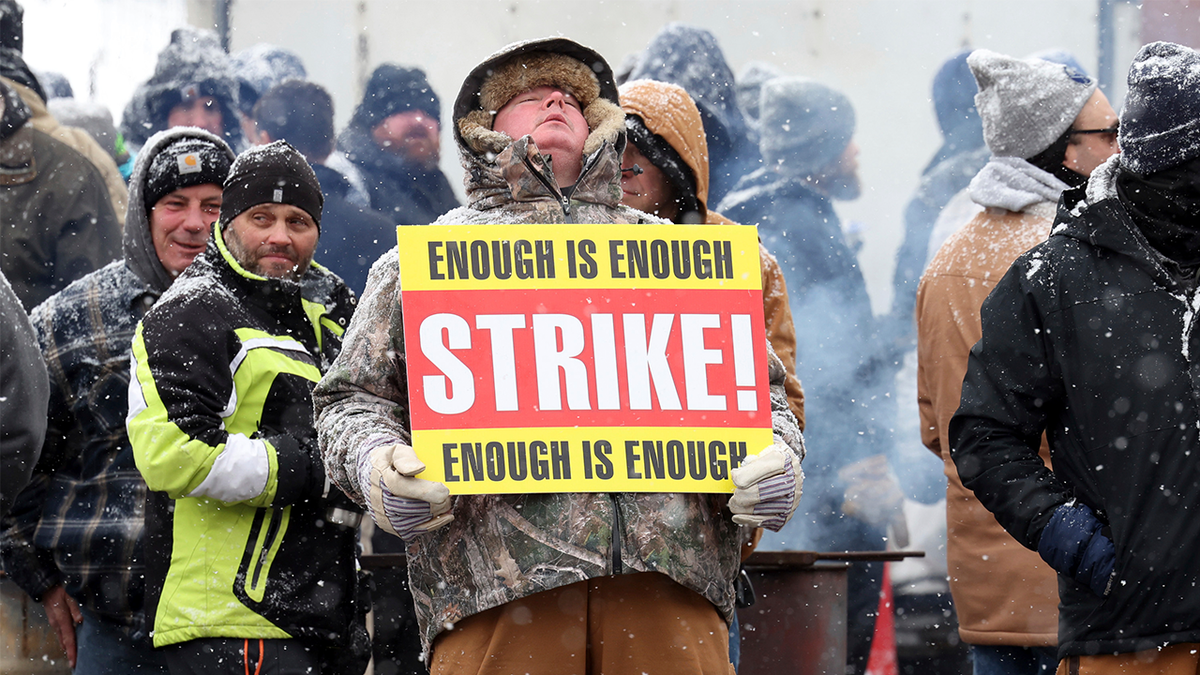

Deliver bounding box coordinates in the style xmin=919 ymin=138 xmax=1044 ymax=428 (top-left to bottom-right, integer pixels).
xmin=397 ymin=223 xmax=773 ymax=494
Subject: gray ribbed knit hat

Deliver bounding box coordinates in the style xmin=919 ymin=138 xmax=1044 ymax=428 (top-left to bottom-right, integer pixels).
xmin=1119 ymin=41 xmax=1200 ymax=176
xmin=968 ymin=49 xmax=1096 ymax=159
xmin=758 ymin=77 xmax=855 ymax=178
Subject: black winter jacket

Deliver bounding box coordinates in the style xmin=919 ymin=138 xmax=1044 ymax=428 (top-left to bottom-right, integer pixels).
xmin=951 ymin=161 xmax=1200 ymax=658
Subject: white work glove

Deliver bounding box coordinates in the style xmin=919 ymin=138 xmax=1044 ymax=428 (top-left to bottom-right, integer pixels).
xmin=729 ymin=443 xmax=803 ymax=531
xmin=357 ymin=440 xmax=453 ymax=540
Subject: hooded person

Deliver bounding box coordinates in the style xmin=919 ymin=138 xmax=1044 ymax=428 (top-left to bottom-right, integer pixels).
xmin=0 ymin=127 xmax=232 ymax=675
xmin=0 ymin=79 xmax=122 ymax=310
xmin=619 ymin=78 xmax=805 ymax=428
xmin=314 ymin=37 xmax=805 ymax=673
xmin=126 ymin=140 xmax=368 ymax=675
xmin=916 ymin=49 xmax=1117 ymax=675
xmin=950 ymin=41 xmax=1200 ymax=672
xmin=120 ymin=27 xmax=244 ymax=154
xmin=626 ymin=23 xmax=762 ymax=207
xmin=337 ymin=64 xmax=459 ymax=226
xmin=717 ymin=76 xmax=903 ymax=675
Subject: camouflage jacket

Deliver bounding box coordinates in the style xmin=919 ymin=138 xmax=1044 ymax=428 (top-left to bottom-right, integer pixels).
xmin=315 ymin=131 xmax=805 ymax=653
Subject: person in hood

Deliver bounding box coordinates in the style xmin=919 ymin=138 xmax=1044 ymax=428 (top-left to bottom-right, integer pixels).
xmin=951 ymin=41 xmax=1200 ymax=672
xmin=251 ymin=79 xmax=396 ymax=296
xmin=917 ymin=50 xmax=1117 ymax=675
xmin=619 ymin=78 xmax=805 ymax=428
xmin=0 ymin=127 xmax=232 ymax=675
xmin=0 ymin=79 xmax=121 ymax=311
xmin=314 ymin=37 xmax=804 ymax=673
xmin=127 ymin=141 xmax=366 ymax=675
xmin=626 ymin=23 xmax=762 ymax=207
xmin=120 ymin=27 xmax=244 ymax=154
xmin=717 ymin=76 xmax=903 ymax=675
xmin=337 ymin=64 xmax=459 ymax=226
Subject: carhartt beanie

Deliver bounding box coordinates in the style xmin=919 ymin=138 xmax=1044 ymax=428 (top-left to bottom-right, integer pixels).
xmin=144 ymin=134 xmax=234 ymax=213
xmin=758 ymin=77 xmax=855 ymax=178
xmin=1119 ymin=42 xmax=1200 ymax=176
xmin=352 ymin=64 xmax=440 ymax=130
xmin=968 ymin=49 xmax=1096 ymax=159
xmin=220 ymin=140 xmax=323 ymax=227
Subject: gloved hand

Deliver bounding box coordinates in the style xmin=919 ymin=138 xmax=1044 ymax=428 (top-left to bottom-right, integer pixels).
xmin=729 ymin=443 xmax=803 ymax=531
xmin=1037 ymin=501 xmax=1116 ymax=598
xmin=838 ymin=454 xmax=905 ymax=529
xmin=357 ymin=441 xmax=453 ymax=540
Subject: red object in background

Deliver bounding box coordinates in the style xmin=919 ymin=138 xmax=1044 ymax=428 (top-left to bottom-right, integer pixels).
xmin=866 ymin=562 xmax=897 ymax=675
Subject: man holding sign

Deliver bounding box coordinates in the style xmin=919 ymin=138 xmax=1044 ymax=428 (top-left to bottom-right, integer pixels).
xmin=316 ymin=37 xmax=805 ymax=674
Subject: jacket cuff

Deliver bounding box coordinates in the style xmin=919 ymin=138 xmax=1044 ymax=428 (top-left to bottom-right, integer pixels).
xmin=269 ymin=434 xmax=325 ymax=505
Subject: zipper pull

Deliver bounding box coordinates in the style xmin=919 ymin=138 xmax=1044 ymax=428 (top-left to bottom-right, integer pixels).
xmin=560 ymin=196 xmax=571 ymax=217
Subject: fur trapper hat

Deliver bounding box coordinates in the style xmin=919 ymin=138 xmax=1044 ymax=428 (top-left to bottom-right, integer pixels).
xmin=454 ymin=37 xmax=624 ymax=159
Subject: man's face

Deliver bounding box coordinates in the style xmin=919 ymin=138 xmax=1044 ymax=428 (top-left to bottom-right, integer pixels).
xmin=372 ymin=111 xmax=440 ymax=167
xmin=150 ymin=183 xmax=222 ymax=276
xmin=620 ymin=142 xmax=678 ymax=221
xmin=820 ymin=140 xmax=862 ymax=201
xmin=1064 ymin=89 xmax=1120 ymax=177
xmin=225 ymin=203 xmax=319 ymax=281
xmin=167 ymin=96 xmax=224 ymax=137
xmin=493 ymin=85 xmax=589 ymax=186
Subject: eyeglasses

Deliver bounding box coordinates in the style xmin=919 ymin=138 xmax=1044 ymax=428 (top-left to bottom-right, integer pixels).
xmin=1067 ymin=123 xmax=1119 ymax=137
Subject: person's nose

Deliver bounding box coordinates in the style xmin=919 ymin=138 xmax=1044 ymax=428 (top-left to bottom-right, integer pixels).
xmin=182 ymin=203 xmax=208 ymax=231
xmin=543 ymin=90 xmax=567 ymax=110
xmin=264 ymin=221 xmax=292 ymax=246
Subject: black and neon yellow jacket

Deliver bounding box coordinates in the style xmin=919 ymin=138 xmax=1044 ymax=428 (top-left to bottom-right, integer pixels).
xmin=127 ymin=222 xmax=360 ymax=648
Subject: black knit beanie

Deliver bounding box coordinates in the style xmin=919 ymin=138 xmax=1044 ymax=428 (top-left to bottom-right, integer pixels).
xmin=144 ymin=135 xmax=234 ymax=212
xmin=220 ymin=140 xmax=323 ymax=227
xmin=351 ymin=64 xmax=440 ymax=130
xmin=1120 ymin=42 xmax=1200 ymax=176
xmin=624 ymin=114 xmax=700 ymax=220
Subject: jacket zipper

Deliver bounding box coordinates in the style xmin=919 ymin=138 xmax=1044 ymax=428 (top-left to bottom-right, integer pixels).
xmin=251 ymin=507 xmax=285 ymax=590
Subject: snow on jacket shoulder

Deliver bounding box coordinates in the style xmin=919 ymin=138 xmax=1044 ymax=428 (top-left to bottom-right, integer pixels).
xmin=951 ymin=159 xmax=1200 ymax=657
xmin=128 ymin=225 xmax=360 ymax=648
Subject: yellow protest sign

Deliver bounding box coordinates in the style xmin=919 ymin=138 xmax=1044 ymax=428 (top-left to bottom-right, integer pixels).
xmin=397 ymin=223 xmax=773 ymax=495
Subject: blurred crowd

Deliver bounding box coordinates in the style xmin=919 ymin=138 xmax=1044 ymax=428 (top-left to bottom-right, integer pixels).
xmin=3 ymin=0 xmax=1200 ymax=674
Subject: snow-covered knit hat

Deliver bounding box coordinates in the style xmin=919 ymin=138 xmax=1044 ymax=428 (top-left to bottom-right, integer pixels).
xmin=143 ymin=133 xmax=233 ymax=212
xmin=351 ymin=64 xmax=441 ymax=130
xmin=1120 ymin=42 xmax=1200 ymax=176
xmin=968 ymin=49 xmax=1096 ymax=159
xmin=220 ymin=140 xmax=323 ymax=228
xmin=758 ymin=77 xmax=855 ymax=178
xmin=454 ymin=37 xmax=624 ymax=158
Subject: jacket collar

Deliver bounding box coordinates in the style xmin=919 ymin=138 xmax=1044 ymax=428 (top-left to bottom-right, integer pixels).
xmin=462 ymin=134 xmax=623 ymax=215
xmin=1055 ymin=157 xmax=1187 ymax=290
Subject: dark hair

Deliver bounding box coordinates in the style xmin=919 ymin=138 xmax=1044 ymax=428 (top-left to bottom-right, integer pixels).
xmin=252 ymin=80 xmax=334 ymax=161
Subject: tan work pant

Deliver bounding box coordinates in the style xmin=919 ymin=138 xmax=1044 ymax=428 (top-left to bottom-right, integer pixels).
xmin=1058 ymin=643 xmax=1200 ymax=675
xmin=430 ymin=572 xmax=736 ymax=675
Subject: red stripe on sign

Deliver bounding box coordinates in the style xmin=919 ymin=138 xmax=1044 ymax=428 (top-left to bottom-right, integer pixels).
xmin=402 ymin=288 xmax=770 ymax=431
